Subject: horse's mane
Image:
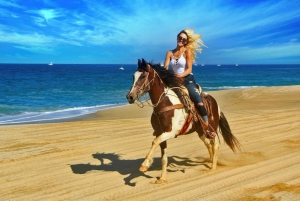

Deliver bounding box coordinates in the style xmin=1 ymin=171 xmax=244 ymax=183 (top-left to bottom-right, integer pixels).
xmin=148 ymin=62 xmax=183 ymax=87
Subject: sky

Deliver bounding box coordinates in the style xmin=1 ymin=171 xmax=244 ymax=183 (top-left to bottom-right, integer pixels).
xmin=0 ymin=0 xmax=299 ymax=64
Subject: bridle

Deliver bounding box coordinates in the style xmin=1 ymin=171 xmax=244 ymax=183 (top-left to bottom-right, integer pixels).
xmin=134 ymin=70 xmax=151 ymax=97
xmin=133 ymin=67 xmax=169 ymax=108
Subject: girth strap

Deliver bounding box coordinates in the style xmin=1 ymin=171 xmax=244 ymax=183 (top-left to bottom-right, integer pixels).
xmin=177 ymin=112 xmax=194 ymax=137
xmin=154 ymin=103 xmax=184 ymax=116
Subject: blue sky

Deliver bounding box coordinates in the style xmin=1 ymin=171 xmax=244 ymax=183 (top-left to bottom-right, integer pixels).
xmin=0 ymin=0 xmax=299 ymax=64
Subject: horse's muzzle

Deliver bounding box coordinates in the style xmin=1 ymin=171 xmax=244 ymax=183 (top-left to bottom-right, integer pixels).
xmin=126 ymin=93 xmax=136 ymax=104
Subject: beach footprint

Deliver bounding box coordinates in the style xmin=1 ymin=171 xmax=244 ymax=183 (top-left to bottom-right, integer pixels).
xmin=282 ymin=139 xmax=300 ymax=148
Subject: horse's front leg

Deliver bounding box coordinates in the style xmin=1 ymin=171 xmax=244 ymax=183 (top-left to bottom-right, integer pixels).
xmin=139 ymin=136 xmax=162 ymax=172
xmin=139 ymin=133 xmax=174 ymax=176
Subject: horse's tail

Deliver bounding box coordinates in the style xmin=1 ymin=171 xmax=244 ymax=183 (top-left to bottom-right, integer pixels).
xmin=218 ymin=111 xmax=241 ymax=153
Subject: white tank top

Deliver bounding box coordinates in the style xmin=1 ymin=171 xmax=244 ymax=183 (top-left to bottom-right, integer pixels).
xmin=170 ymin=52 xmax=186 ymax=74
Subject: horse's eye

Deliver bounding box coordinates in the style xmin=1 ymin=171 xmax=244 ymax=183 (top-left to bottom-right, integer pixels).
xmin=141 ymin=75 xmax=146 ymax=79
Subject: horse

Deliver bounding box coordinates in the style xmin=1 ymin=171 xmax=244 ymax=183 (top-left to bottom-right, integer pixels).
xmin=126 ymin=58 xmax=241 ymax=184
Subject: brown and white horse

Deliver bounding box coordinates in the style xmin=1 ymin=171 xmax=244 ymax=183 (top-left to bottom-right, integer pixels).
xmin=126 ymin=59 xmax=240 ymax=184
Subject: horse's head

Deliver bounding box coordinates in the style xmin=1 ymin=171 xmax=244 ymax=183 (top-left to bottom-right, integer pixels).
xmin=126 ymin=59 xmax=152 ymax=104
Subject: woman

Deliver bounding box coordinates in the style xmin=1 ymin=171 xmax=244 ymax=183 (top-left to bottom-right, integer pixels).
xmin=164 ymin=28 xmax=215 ymax=137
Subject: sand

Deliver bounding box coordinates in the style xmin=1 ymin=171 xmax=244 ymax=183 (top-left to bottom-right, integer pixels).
xmin=1 ymin=85 xmax=300 ymax=201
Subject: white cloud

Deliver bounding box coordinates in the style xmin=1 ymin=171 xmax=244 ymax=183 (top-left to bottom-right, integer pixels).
xmin=38 ymin=9 xmax=62 ymax=22
xmin=74 ymin=20 xmax=86 ymax=26
xmin=0 ymin=0 xmax=24 ymax=9
xmin=0 ymin=31 xmax=50 ymax=44
xmin=14 ymin=45 xmax=56 ymax=54
xmin=0 ymin=0 xmax=299 ymax=63
xmin=0 ymin=30 xmax=82 ymax=51
xmin=217 ymin=42 xmax=300 ymax=63
xmin=31 ymin=16 xmax=47 ymax=27
xmin=0 ymin=8 xmax=14 ymax=17
xmin=42 ymin=0 xmax=57 ymax=7
xmin=26 ymin=9 xmax=64 ymax=24
xmin=71 ymin=0 xmax=300 ymax=48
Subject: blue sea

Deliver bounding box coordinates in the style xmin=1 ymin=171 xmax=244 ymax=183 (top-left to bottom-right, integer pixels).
xmin=0 ymin=63 xmax=299 ymax=125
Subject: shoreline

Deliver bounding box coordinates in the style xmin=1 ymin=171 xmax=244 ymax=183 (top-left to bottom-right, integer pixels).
xmin=0 ymin=103 xmax=129 ymax=126
xmin=1 ymin=84 xmax=300 ymax=126
xmin=0 ymin=88 xmax=250 ymax=126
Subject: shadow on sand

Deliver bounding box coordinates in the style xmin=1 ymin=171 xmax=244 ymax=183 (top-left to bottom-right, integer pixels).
xmin=70 ymin=152 xmax=205 ymax=186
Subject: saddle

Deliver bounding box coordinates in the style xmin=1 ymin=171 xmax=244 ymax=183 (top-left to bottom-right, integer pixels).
xmin=173 ymin=84 xmax=216 ymax=139
xmin=179 ymin=83 xmax=202 ymax=96
xmin=174 ymin=83 xmax=202 ymax=116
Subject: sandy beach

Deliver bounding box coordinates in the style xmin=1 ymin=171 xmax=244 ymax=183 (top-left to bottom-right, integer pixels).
xmin=1 ymin=85 xmax=300 ymax=200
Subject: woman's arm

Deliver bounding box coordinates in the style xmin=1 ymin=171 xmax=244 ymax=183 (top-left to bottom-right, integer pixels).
xmin=177 ymin=48 xmax=193 ymax=77
xmin=164 ymin=51 xmax=172 ymax=70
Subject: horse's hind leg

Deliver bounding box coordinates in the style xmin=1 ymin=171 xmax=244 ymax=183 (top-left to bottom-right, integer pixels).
xmin=150 ymin=141 xmax=168 ymax=184
xmin=199 ymin=135 xmax=213 ymax=160
xmin=210 ymin=138 xmax=219 ymax=170
xmin=199 ymin=135 xmax=219 ymax=170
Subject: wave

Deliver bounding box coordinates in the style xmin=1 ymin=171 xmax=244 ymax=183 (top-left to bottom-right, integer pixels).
xmin=0 ymin=104 xmax=127 ymax=125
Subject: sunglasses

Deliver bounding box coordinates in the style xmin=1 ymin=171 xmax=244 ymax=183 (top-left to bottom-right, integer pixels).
xmin=178 ymin=36 xmax=188 ymax=43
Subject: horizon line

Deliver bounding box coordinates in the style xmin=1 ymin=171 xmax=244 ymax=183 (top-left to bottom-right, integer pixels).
xmin=1 ymin=63 xmax=300 ymax=65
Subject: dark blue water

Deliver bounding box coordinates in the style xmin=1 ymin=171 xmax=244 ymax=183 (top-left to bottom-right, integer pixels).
xmin=0 ymin=63 xmax=299 ymax=124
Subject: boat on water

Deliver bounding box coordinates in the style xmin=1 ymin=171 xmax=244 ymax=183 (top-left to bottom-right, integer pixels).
xmin=48 ymin=62 xmax=53 ymax=66
xmin=119 ymin=67 xmax=124 ymax=70
xmin=217 ymin=64 xmax=221 ymax=66
xmin=160 ymin=62 xmax=164 ymax=67
xmin=236 ymin=64 xmax=239 ymax=66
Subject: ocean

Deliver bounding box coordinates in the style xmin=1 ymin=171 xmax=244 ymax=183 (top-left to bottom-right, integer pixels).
xmin=0 ymin=63 xmax=299 ymax=125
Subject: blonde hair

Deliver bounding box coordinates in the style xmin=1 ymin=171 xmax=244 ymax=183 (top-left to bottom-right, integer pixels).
xmin=179 ymin=28 xmax=207 ymax=61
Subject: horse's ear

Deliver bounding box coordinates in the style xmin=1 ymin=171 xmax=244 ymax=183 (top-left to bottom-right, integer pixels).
xmin=138 ymin=59 xmax=142 ymax=68
xmin=141 ymin=58 xmax=150 ymax=72
xmin=142 ymin=58 xmax=146 ymax=67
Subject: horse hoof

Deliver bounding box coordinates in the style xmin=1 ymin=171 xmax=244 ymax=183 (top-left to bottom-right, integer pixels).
xmin=151 ymin=179 xmax=168 ymax=184
xmin=139 ymin=165 xmax=149 ymax=172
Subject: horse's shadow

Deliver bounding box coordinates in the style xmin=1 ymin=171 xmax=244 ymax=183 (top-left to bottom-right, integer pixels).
xmin=70 ymin=152 xmax=205 ymax=186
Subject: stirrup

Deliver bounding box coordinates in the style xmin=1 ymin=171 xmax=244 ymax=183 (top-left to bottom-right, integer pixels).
xmin=204 ymin=125 xmax=216 ymax=139
xmin=204 ymin=129 xmax=216 ymax=139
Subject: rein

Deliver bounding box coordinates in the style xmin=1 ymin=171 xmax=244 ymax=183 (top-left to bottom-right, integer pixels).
xmin=134 ymin=68 xmax=186 ymax=127
xmin=135 ymin=69 xmax=187 ymax=112
xmin=134 ymin=69 xmax=168 ymax=108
